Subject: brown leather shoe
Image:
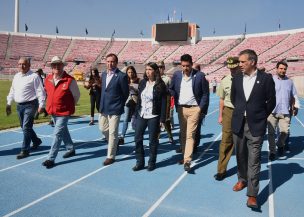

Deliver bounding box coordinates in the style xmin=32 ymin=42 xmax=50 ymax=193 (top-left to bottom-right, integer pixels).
xmin=247 ymin=196 xmax=258 ymax=209
xmin=233 ymin=181 xmax=247 ymax=191
xmin=103 ymin=158 xmax=115 ymax=166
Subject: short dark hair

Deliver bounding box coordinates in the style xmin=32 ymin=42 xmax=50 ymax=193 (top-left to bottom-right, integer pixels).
xmin=276 ymin=60 xmax=288 ymax=69
xmin=239 ymin=49 xmax=258 ymax=65
xmin=180 ymin=54 xmax=193 ymax=64
xmin=106 ymin=53 xmax=118 ymax=63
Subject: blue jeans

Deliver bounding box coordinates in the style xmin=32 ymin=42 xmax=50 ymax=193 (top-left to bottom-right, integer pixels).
xmin=134 ymin=115 xmax=160 ymax=166
xmin=16 ymin=99 xmax=40 ymax=151
xmin=47 ymin=115 xmax=74 ymax=161
xmin=121 ymin=106 xmax=131 ymax=137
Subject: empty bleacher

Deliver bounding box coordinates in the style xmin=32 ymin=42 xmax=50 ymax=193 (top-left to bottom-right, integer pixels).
xmin=1 ymin=28 xmax=304 ymax=79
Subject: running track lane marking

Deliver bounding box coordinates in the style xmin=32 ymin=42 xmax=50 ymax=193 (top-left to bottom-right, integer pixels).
xmin=0 ymin=115 xmax=91 ymax=134
xmin=2 ymin=152 xmax=134 ymax=217
xmin=295 ymin=116 xmax=304 ymax=128
xmin=0 ymin=138 xmax=101 ymax=172
xmin=0 ymin=125 xmax=92 ymax=148
xmin=142 ymin=132 xmax=222 ymax=217
xmin=267 ymin=141 xmax=275 ymax=217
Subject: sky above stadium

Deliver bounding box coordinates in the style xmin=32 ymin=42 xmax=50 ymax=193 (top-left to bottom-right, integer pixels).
xmin=0 ymin=0 xmax=304 ymax=38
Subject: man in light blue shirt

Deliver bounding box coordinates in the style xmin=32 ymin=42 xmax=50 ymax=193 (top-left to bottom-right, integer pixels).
xmin=267 ymin=60 xmax=297 ymax=160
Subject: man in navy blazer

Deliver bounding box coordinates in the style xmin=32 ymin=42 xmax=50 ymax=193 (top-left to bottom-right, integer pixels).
xmin=170 ymin=54 xmax=209 ymax=171
xmin=231 ymin=49 xmax=276 ymax=209
xmin=99 ymin=53 xmax=129 ymax=166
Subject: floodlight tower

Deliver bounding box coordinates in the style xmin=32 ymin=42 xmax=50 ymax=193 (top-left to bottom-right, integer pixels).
xmin=14 ymin=0 xmax=19 ymax=32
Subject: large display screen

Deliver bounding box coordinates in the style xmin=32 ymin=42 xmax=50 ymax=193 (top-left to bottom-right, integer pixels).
xmin=155 ymin=23 xmax=188 ymax=41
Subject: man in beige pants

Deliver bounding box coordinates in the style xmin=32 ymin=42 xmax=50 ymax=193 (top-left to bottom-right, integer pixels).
xmin=99 ymin=53 xmax=129 ymax=165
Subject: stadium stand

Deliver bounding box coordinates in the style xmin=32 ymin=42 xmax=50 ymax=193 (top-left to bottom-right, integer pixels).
xmin=1 ymin=28 xmax=304 ymax=81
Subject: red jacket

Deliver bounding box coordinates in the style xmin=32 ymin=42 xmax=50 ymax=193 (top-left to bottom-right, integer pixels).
xmin=45 ymin=72 xmax=75 ymax=116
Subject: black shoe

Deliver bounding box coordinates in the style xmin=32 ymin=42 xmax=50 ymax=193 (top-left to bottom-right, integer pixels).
xmin=214 ymin=172 xmax=226 ymax=181
xmin=88 ymin=121 xmax=94 ymax=125
xmin=285 ymin=144 xmax=290 ymax=153
xmin=147 ymin=164 xmax=156 ymax=171
xmin=118 ymin=137 xmax=124 ymax=145
xmin=278 ymin=147 xmax=284 ymax=156
xmin=132 ymin=164 xmax=145 ymax=171
xmin=63 ymin=150 xmax=75 ymax=158
xmin=168 ymin=137 xmax=174 ymax=144
xmin=175 ymin=147 xmax=182 ymax=153
xmin=16 ymin=150 xmax=30 ymax=159
xmin=184 ymin=162 xmax=191 ymax=172
xmin=269 ymin=153 xmax=276 ymax=161
xmin=42 ymin=160 xmax=55 ymax=169
xmin=31 ymin=138 xmax=42 ymax=149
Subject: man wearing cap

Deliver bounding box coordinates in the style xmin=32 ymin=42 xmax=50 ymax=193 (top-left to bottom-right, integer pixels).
xmin=158 ymin=60 xmax=174 ymax=144
xmin=42 ymin=56 xmax=80 ymax=168
xmin=99 ymin=53 xmax=129 ymax=166
xmin=6 ymin=57 xmax=46 ymax=159
xmin=214 ymin=56 xmax=240 ymax=181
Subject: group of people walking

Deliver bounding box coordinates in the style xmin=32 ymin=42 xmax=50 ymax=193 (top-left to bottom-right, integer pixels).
xmin=6 ymin=49 xmax=300 ymax=209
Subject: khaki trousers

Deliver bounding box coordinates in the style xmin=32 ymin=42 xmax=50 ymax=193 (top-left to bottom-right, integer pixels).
xmin=99 ymin=113 xmax=121 ymax=159
xmin=177 ymin=106 xmax=201 ymax=163
xmin=217 ymin=106 xmax=234 ymax=174
xmin=267 ymin=113 xmax=290 ymax=154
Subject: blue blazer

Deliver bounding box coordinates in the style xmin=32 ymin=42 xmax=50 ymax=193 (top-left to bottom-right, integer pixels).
xmin=169 ymin=69 xmax=209 ymax=114
xmin=99 ymin=69 xmax=129 ymax=115
xmin=231 ymin=70 xmax=276 ymax=137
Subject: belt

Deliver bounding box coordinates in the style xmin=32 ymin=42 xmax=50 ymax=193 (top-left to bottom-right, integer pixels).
xmin=179 ymin=105 xmax=198 ymax=108
xmin=17 ymin=99 xmax=37 ymax=105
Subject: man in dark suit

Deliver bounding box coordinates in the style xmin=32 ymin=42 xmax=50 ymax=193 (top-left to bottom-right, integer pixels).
xmin=231 ymin=49 xmax=276 ymax=209
xmin=170 ymin=54 xmax=209 ymax=171
xmin=99 ymin=53 xmax=129 ymax=165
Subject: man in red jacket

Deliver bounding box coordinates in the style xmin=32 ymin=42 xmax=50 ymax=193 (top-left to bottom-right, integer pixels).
xmin=42 ymin=56 xmax=80 ymax=168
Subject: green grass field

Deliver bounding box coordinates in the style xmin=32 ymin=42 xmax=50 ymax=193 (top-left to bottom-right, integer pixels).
xmin=0 ymin=80 xmax=91 ymax=130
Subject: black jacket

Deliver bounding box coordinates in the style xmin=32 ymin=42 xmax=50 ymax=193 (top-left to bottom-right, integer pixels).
xmin=136 ymin=79 xmax=167 ymax=122
xmin=231 ymin=70 xmax=276 ymax=137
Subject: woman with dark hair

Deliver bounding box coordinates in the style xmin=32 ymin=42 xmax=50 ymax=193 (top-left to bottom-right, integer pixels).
xmin=119 ymin=66 xmax=140 ymax=144
xmin=84 ymin=67 xmax=101 ymax=125
xmin=132 ymin=62 xmax=167 ymax=172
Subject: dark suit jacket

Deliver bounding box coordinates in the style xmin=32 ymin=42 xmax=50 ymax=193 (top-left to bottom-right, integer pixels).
xmin=231 ymin=70 xmax=276 ymax=137
xmin=169 ymin=69 xmax=209 ymax=114
xmin=135 ymin=79 xmax=167 ymax=122
xmin=99 ymin=68 xmax=129 ymax=115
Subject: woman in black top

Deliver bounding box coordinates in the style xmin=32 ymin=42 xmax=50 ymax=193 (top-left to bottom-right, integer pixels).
xmin=84 ymin=68 xmax=101 ymax=125
xmin=132 ymin=62 xmax=167 ymax=172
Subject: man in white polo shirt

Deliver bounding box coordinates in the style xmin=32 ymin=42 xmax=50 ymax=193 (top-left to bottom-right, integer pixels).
xmin=6 ymin=57 xmax=46 ymax=159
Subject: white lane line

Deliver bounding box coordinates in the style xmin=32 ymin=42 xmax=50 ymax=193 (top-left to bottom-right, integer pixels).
xmin=142 ymin=132 xmax=222 ymax=217
xmin=0 ymin=141 xmax=22 ymax=148
xmin=267 ymin=141 xmax=275 ymax=217
xmin=295 ymin=116 xmax=304 ymax=128
xmin=289 ymin=158 xmax=304 ymax=160
xmin=2 ymin=152 xmax=133 ymax=217
xmin=0 ymin=138 xmax=101 ymax=173
xmin=0 ymin=124 xmax=91 ymax=148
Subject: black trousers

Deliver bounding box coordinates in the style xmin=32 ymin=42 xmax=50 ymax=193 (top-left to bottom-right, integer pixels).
xmin=90 ymin=91 xmax=100 ymax=118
